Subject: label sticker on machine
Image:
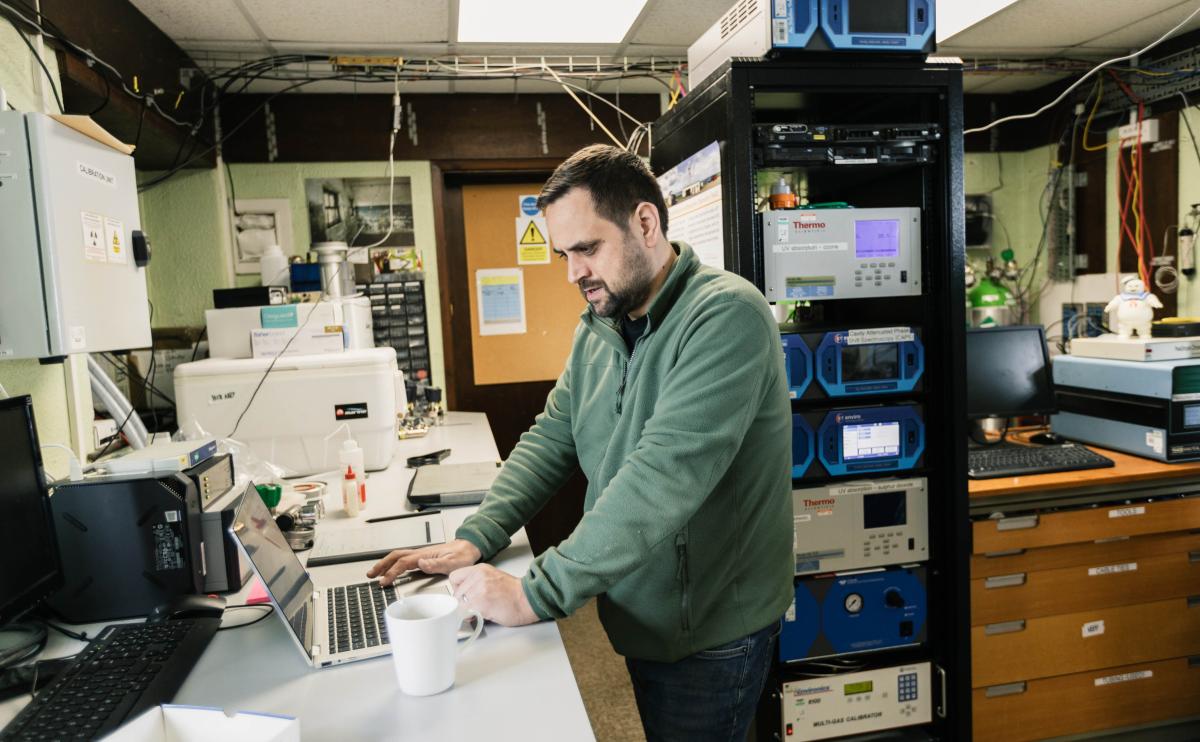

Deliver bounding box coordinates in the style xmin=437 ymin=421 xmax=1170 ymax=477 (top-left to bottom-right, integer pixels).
xmin=786 ymin=277 xmax=835 ymax=299
xmin=152 ymin=520 xmax=185 ymax=572
xmin=1109 ymin=506 xmax=1145 ymax=519
xmin=1146 ymin=430 xmax=1164 ymax=454
xmin=845 ymin=327 xmax=915 ymax=345
xmin=81 ymin=211 xmax=106 ymax=262
xmin=775 ymin=242 xmax=848 ymax=253
xmin=1082 ymin=619 xmax=1105 ymax=638
xmin=1094 ymin=670 xmax=1153 ymax=687
xmin=1088 ymin=562 xmax=1137 ymax=576
xmin=77 ymin=160 xmax=116 ymax=188
xmin=335 ymin=402 xmax=369 ymax=420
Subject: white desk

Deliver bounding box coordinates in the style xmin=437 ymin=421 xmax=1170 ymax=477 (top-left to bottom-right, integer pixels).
xmin=1 ymin=412 xmax=595 ymax=742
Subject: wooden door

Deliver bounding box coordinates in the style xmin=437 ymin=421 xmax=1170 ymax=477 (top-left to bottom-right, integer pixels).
xmin=436 ymin=170 xmax=587 ymax=554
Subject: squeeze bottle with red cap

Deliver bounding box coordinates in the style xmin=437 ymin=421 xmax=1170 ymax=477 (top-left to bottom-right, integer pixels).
xmin=342 ymin=466 xmax=361 ymax=516
xmin=340 ymin=438 xmax=367 ymax=509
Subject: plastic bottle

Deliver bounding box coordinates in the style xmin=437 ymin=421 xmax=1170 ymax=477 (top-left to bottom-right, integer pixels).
xmin=340 ymin=438 xmax=367 ymax=509
xmin=260 ymin=244 xmax=290 ymax=288
xmin=342 ymin=466 xmax=360 ymax=517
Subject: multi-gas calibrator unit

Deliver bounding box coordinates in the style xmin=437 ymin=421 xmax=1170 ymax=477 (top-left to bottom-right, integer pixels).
xmin=763 ymin=207 xmax=922 ymax=302
xmin=779 ymin=662 xmax=933 ymax=740
xmin=0 ymin=113 xmax=151 ymax=359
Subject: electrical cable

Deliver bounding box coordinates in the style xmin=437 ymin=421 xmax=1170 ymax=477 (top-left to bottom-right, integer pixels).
xmin=964 ymin=2 xmax=1200 ymax=134
xmin=217 ymin=605 xmax=274 ymax=631
xmin=1178 ymin=91 xmax=1200 ymax=173
xmin=0 ymin=11 xmax=63 ymax=113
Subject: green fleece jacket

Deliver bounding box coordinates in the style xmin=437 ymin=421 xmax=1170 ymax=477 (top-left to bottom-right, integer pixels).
xmin=456 ymin=242 xmax=794 ymax=662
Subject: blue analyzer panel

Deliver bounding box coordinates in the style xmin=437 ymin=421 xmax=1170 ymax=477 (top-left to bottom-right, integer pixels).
xmin=819 ymin=0 xmax=934 ymax=53
xmin=780 ymin=566 xmax=927 ymax=663
xmin=782 ymin=334 xmax=814 ymax=399
xmin=817 ymin=405 xmax=924 ymax=476
xmin=814 ymin=329 xmax=923 ymax=398
xmin=793 ymin=414 xmax=815 ymax=478
xmin=773 ymin=0 xmax=820 ymax=48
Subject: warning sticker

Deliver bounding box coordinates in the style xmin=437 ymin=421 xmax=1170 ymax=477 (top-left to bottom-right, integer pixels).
xmin=82 ymin=211 xmax=106 ymax=262
xmin=515 ymin=215 xmax=550 ymax=265
xmin=104 ymin=217 xmax=127 ymax=264
xmin=846 ymin=327 xmax=915 ymax=345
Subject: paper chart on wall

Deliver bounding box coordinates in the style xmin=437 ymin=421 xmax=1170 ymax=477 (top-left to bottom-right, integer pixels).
xmin=476 ymin=268 xmax=526 ymax=336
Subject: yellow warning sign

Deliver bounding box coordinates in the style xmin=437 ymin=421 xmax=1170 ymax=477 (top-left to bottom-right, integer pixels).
xmin=515 ymin=216 xmax=550 ymax=265
xmin=520 ymin=220 xmax=546 ymax=245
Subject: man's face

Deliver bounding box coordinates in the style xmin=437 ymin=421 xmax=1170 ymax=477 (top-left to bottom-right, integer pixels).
xmin=545 ymin=188 xmax=655 ymax=319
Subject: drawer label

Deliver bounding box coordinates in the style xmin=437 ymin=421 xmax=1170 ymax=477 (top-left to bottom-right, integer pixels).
xmin=1108 ymin=506 xmax=1146 ymax=519
xmin=1081 ymin=619 xmax=1105 ymax=638
xmin=1088 ymin=561 xmax=1137 ymax=577
xmin=1094 ymin=670 xmax=1153 ymax=687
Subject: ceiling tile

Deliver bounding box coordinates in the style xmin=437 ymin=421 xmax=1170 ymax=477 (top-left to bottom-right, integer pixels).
xmin=240 ymin=0 xmax=449 ymax=44
xmin=130 ymin=0 xmax=260 ymax=42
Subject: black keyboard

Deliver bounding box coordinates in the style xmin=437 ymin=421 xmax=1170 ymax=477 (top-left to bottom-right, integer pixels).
xmin=0 ymin=618 xmax=220 ymax=741
xmin=327 ymin=581 xmax=402 ymax=655
xmin=968 ymin=443 xmax=1115 ymax=479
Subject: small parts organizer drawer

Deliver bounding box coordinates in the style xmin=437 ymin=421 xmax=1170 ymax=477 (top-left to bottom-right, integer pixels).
xmin=972 ymin=596 xmax=1200 ymax=688
xmin=973 ymin=656 xmax=1200 ymax=742
xmin=971 ymin=548 xmax=1200 ymax=625
xmin=972 ymin=495 xmax=1200 ymax=554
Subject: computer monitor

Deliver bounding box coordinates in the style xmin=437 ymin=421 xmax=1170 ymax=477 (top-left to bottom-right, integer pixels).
xmin=0 ymin=395 xmax=61 ymax=626
xmin=965 ymin=325 xmax=1056 ymax=420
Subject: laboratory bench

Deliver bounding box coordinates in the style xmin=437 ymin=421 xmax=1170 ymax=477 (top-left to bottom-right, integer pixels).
xmin=968 ymin=431 xmax=1200 ymax=742
xmin=0 ymin=412 xmax=595 ymax=742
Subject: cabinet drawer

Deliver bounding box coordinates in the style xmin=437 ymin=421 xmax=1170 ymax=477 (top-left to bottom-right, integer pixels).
xmin=972 ymin=596 xmax=1200 ymax=687
xmin=974 ymin=656 xmax=1200 ymax=742
xmin=971 ymin=531 xmax=1200 ymax=579
xmin=973 ymin=496 xmax=1200 ymax=554
xmin=972 ymin=550 xmax=1200 ymax=625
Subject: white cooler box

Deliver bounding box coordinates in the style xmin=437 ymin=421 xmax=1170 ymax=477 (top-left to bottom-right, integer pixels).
xmin=174 ymin=348 xmax=403 ymax=476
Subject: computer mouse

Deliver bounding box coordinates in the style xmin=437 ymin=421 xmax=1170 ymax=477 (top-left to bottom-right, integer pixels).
xmin=146 ymin=594 xmax=227 ymax=623
xmin=1028 ymin=431 xmax=1067 ymax=445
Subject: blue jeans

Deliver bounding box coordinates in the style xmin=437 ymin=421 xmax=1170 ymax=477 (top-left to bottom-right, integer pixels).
xmin=625 ymin=620 xmax=781 ymax=742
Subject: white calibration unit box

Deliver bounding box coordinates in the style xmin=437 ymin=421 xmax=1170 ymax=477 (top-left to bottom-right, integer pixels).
xmin=762 ymin=206 xmax=922 ymax=301
xmin=0 ymin=112 xmax=151 ymax=359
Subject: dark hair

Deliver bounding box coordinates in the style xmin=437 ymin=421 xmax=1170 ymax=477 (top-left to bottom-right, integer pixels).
xmin=537 ymin=144 xmax=669 ymax=236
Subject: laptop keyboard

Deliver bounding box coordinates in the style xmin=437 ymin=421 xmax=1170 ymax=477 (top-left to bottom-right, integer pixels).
xmin=327 ymin=581 xmax=401 ymax=655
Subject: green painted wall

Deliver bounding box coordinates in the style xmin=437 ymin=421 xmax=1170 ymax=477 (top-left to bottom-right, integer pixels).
xmin=0 ymin=24 xmax=86 ymax=478
xmin=139 ymin=160 xmax=447 ymax=392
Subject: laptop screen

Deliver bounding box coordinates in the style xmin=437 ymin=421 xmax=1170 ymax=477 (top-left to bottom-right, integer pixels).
xmin=232 ymin=487 xmax=315 ymax=653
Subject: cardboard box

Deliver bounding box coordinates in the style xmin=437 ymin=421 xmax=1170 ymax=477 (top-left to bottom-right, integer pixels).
xmin=102 ymin=704 xmax=299 ymax=741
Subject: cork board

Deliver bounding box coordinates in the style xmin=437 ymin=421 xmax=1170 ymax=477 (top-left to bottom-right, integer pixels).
xmin=464 ymin=183 xmax=581 ymax=385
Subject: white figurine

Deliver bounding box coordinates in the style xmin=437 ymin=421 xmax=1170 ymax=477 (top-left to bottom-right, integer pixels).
xmin=1105 ymin=276 xmax=1163 ymax=339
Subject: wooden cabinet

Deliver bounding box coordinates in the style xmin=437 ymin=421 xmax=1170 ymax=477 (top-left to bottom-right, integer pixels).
xmin=969 ymin=447 xmax=1200 ymax=740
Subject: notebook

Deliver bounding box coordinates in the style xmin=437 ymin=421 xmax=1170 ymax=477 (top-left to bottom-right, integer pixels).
xmin=407 ymin=461 xmax=502 ymax=507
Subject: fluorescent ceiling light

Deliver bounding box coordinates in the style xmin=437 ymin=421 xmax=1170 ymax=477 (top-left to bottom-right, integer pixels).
xmin=457 ymin=0 xmax=648 ymax=43
xmin=937 ymin=0 xmax=1021 ymax=42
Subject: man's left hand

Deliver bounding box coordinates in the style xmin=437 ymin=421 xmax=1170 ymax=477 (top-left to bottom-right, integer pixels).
xmin=448 ymin=564 xmax=539 ymax=627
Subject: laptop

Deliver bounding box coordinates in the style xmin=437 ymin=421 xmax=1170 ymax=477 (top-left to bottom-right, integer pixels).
xmin=231 ymin=486 xmax=449 ymax=668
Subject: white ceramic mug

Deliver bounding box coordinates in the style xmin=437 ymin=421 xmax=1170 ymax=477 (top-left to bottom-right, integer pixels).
xmin=384 ymin=592 xmax=483 ymax=696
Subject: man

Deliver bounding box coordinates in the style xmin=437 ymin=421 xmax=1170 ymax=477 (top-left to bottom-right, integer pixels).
xmin=369 ymin=144 xmax=793 ymax=741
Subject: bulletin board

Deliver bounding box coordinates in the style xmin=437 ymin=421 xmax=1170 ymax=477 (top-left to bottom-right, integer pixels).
xmin=463 ymin=183 xmax=582 ymax=385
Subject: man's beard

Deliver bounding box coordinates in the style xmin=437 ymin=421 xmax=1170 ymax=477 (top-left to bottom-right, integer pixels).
xmin=580 ymin=235 xmax=656 ymax=319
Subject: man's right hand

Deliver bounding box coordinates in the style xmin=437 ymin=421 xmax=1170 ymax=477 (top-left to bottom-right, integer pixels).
xmin=367 ymin=539 xmax=483 ymax=586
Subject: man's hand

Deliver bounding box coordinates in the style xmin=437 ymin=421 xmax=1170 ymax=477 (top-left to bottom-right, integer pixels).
xmin=367 ymin=539 xmax=482 ymax=585
xmin=449 ymin=564 xmax=539 ymax=627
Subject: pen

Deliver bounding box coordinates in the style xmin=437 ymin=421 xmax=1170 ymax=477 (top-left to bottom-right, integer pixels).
xmin=365 ymin=509 xmax=441 ymax=524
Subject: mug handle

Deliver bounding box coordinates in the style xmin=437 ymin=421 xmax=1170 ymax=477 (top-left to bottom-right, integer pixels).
xmin=459 ymin=608 xmax=484 ymax=652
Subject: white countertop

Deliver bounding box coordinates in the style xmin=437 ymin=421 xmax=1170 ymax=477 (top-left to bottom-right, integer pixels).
xmin=1 ymin=412 xmax=595 ymax=742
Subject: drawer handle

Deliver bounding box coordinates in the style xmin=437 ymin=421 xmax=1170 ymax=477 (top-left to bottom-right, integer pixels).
xmin=985 ymin=620 xmax=1026 ymax=636
xmin=984 ymin=681 xmax=1027 ymax=698
xmin=997 ymin=515 xmax=1039 ymax=532
xmin=1189 ymin=596 xmax=1200 ymax=609
xmin=1190 ymin=551 xmax=1200 ymax=564
xmin=985 ymin=573 xmax=1027 ymax=589
xmin=1189 ymin=656 xmax=1200 ymax=669
xmin=984 ymin=549 xmax=1026 ymax=558
xmin=936 ymin=664 xmax=948 ymax=719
